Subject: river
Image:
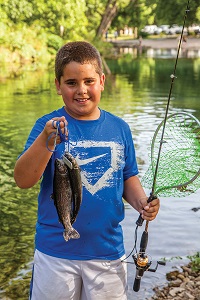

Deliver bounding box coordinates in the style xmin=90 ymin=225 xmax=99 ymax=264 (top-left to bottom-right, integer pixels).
xmin=0 ymin=49 xmax=200 ymax=299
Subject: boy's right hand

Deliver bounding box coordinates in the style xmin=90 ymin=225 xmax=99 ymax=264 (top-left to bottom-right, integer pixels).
xmin=44 ymin=116 xmax=68 ymax=149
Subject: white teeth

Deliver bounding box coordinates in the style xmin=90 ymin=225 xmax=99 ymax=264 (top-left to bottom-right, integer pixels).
xmin=76 ymin=99 xmax=88 ymax=102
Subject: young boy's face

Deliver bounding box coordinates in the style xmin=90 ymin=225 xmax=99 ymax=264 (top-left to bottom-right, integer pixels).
xmin=55 ymin=61 xmax=105 ymax=120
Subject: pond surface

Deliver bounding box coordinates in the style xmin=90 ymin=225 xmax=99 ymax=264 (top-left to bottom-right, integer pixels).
xmin=0 ymin=53 xmax=200 ymax=299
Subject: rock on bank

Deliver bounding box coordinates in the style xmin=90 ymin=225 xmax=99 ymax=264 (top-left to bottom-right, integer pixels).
xmin=149 ymin=262 xmax=200 ymax=300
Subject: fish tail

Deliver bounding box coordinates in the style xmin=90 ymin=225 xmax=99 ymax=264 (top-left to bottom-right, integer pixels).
xmin=63 ymin=228 xmax=80 ymax=241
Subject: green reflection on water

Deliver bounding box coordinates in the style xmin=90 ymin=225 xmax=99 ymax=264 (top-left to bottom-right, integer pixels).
xmin=0 ymin=56 xmax=200 ymax=299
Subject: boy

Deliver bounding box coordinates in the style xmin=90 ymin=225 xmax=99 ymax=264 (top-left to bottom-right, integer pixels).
xmin=14 ymin=41 xmax=159 ymax=300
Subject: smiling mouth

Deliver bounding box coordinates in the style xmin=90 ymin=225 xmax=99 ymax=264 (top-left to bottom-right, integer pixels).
xmin=75 ymin=98 xmax=90 ymax=103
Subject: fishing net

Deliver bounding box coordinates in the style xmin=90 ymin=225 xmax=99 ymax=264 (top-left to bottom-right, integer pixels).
xmin=142 ymin=112 xmax=200 ymax=197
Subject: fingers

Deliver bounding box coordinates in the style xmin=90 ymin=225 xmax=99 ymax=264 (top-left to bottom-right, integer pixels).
xmin=51 ymin=117 xmax=68 ymax=129
xmin=50 ymin=117 xmax=68 ymax=133
xmin=45 ymin=117 xmax=68 ymax=149
xmin=141 ymin=198 xmax=160 ymax=221
xmin=52 ymin=120 xmax=58 ymax=129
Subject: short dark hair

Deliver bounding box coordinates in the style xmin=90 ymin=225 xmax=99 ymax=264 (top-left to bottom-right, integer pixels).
xmin=55 ymin=41 xmax=103 ymax=83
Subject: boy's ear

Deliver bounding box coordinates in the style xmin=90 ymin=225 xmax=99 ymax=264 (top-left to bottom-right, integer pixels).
xmin=100 ymin=73 xmax=106 ymax=91
xmin=55 ymin=78 xmax=62 ymax=95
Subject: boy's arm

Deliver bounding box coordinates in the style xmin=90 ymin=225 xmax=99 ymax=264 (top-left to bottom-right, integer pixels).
xmin=14 ymin=116 xmax=67 ymax=189
xmin=14 ymin=131 xmax=53 ymax=189
xmin=123 ymin=175 xmax=160 ymax=221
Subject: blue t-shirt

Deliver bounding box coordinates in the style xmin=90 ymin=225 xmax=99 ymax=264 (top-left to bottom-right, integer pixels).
xmin=22 ymin=107 xmax=138 ymax=260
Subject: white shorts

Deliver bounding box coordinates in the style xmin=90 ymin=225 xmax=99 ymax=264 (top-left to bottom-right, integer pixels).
xmin=30 ymin=249 xmax=127 ymax=300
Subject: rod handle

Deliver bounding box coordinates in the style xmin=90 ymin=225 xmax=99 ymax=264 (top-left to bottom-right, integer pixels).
xmin=136 ymin=193 xmax=157 ymax=226
xmin=133 ymin=277 xmax=141 ymax=292
xmin=140 ymin=230 xmax=148 ymax=252
xmin=133 ymin=267 xmax=144 ymax=292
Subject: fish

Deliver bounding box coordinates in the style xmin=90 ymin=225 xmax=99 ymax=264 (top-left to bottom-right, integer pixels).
xmin=52 ymin=154 xmax=82 ymax=242
xmin=63 ymin=151 xmax=82 ymax=224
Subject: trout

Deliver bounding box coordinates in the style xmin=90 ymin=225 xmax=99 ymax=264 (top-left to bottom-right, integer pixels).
xmin=52 ymin=154 xmax=82 ymax=242
xmin=63 ymin=152 xmax=82 ymax=224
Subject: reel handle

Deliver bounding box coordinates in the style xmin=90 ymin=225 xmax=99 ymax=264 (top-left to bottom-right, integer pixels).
xmin=136 ymin=193 xmax=157 ymax=226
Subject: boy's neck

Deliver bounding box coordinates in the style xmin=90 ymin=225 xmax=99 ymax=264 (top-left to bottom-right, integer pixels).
xmin=64 ymin=106 xmax=101 ymax=120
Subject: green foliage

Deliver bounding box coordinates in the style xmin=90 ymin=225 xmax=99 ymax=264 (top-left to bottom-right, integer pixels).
xmin=161 ymin=253 xmax=200 ymax=272
xmin=155 ymin=0 xmax=200 ymax=25
xmin=1 ymin=0 xmax=34 ymax=23
xmin=0 ymin=0 xmax=200 ymax=69
xmin=92 ymin=38 xmax=114 ymax=58
xmin=32 ymin=0 xmax=89 ymax=39
xmin=112 ymin=0 xmax=157 ymax=31
xmin=161 ymin=256 xmax=183 ymax=262
xmin=187 ymin=252 xmax=200 ymax=272
xmin=0 ymin=21 xmax=51 ymax=64
xmin=85 ymin=0 xmax=106 ymax=35
xmin=47 ymin=34 xmax=64 ymax=54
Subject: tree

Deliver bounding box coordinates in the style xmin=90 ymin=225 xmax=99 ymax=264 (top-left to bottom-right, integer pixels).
xmin=96 ymin=0 xmax=118 ymax=38
xmin=95 ymin=0 xmax=132 ymax=38
xmin=32 ymin=0 xmax=88 ymax=40
xmin=155 ymin=0 xmax=200 ymax=26
xmin=111 ymin=0 xmax=156 ymax=35
xmin=0 ymin=0 xmax=34 ymax=24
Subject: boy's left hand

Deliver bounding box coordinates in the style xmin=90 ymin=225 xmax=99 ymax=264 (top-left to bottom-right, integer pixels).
xmin=140 ymin=198 xmax=160 ymax=221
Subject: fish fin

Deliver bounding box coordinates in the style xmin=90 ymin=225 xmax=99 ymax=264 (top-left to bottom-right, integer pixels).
xmin=63 ymin=228 xmax=80 ymax=242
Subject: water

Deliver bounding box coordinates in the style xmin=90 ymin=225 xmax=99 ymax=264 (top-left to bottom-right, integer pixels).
xmin=0 ymin=53 xmax=200 ymax=299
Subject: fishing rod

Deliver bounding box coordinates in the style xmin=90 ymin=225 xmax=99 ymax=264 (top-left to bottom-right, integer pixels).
xmin=137 ymin=0 xmax=191 ymax=227
xmin=132 ymin=0 xmax=198 ymax=292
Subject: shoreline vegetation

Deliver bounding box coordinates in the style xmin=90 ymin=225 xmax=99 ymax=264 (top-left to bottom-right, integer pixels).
xmin=1 ymin=36 xmax=200 ymax=80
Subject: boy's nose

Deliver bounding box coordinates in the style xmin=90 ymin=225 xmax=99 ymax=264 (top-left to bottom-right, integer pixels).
xmin=77 ymin=84 xmax=87 ymax=95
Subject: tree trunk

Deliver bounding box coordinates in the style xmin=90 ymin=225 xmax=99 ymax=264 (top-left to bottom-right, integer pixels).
xmin=96 ymin=0 xmax=118 ymax=39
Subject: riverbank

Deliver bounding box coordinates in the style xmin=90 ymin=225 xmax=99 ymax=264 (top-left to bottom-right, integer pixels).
xmin=111 ymin=37 xmax=200 ymax=50
xmin=149 ymin=261 xmax=200 ymax=300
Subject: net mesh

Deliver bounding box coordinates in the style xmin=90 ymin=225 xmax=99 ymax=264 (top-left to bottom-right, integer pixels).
xmin=142 ymin=113 xmax=200 ymax=197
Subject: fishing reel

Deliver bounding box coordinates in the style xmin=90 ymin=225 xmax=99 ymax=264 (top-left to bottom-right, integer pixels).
xmin=132 ymin=229 xmax=166 ymax=292
xmin=132 ymin=251 xmax=151 ymax=292
xmin=132 ymin=251 xmax=166 ymax=292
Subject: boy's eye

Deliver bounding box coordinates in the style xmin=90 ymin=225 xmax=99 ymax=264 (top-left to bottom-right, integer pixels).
xmin=65 ymin=78 xmax=96 ymax=86
xmin=85 ymin=79 xmax=95 ymax=84
xmin=66 ymin=81 xmax=76 ymax=86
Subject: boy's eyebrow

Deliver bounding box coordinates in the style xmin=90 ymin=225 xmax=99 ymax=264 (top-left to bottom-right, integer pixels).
xmin=64 ymin=78 xmax=76 ymax=82
xmin=64 ymin=77 xmax=96 ymax=82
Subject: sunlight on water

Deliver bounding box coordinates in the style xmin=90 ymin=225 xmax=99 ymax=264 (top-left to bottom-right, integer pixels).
xmin=0 ymin=57 xmax=200 ymax=299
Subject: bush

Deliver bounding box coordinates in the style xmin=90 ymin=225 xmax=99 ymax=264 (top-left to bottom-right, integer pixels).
xmin=47 ymin=34 xmax=64 ymax=54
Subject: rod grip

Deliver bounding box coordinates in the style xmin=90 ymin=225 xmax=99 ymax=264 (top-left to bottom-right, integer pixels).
xmin=140 ymin=230 xmax=148 ymax=252
xmin=133 ymin=267 xmax=144 ymax=292
xmin=133 ymin=277 xmax=141 ymax=292
xmin=136 ymin=193 xmax=157 ymax=226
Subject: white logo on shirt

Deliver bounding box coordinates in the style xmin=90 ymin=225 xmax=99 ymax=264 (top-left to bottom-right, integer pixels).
xmin=68 ymin=141 xmax=124 ymax=195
